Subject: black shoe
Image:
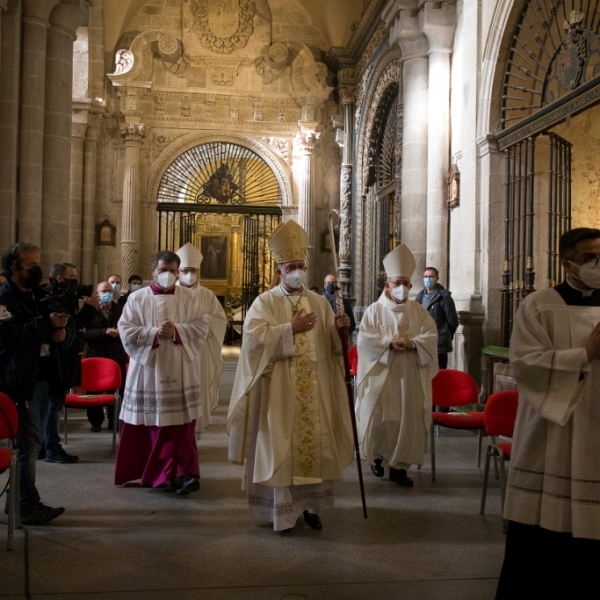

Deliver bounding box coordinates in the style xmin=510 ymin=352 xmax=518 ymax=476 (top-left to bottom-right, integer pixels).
xmin=91 ymin=425 xmax=102 ymax=432
xmin=371 ymin=459 xmax=384 ymax=478
xmin=389 ymin=468 xmax=414 ymax=487
xmin=45 ymin=449 xmax=79 ymax=464
xmin=303 ymin=511 xmax=322 ymax=530
xmin=38 ymin=449 xmax=46 ymax=460
xmin=172 ymin=476 xmax=200 ymax=496
xmin=20 ymin=502 xmax=65 ymax=525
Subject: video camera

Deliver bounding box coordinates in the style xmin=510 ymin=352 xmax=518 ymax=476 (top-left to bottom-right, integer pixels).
xmin=40 ymin=279 xmax=93 ymax=315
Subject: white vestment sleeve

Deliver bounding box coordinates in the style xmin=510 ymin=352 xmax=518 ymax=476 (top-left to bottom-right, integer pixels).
xmin=118 ymin=296 xmax=158 ymax=366
xmin=269 ymin=323 xmax=294 ymax=361
xmin=509 ymin=294 xmax=590 ymax=426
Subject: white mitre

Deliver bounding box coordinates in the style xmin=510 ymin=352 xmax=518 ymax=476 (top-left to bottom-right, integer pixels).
xmin=382 ymin=244 xmax=416 ymax=279
xmin=176 ymin=242 xmax=203 ymax=269
xmin=268 ymin=220 xmax=308 ymax=264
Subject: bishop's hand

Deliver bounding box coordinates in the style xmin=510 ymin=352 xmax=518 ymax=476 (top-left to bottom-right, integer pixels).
xmin=291 ymin=308 xmax=317 ymax=334
xmin=335 ymin=312 xmax=351 ymax=330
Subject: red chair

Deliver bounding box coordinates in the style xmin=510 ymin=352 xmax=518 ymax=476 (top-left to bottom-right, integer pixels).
xmin=0 ymin=392 xmax=19 ymax=550
xmin=430 ymin=369 xmax=483 ymax=481
xmin=479 ymin=390 xmax=519 ymax=521
xmin=64 ymin=358 xmax=122 ymax=452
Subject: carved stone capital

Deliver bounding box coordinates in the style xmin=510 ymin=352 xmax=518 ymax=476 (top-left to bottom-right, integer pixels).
xmin=294 ymin=130 xmax=320 ymax=156
xmin=49 ymin=2 xmax=87 ymax=39
xmin=23 ymin=0 xmax=58 ymax=23
xmin=120 ymin=123 xmax=145 ymax=144
xmin=420 ymin=1 xmax=456 ymax=55
xmin=389 ymin=8 xmax=429 ymax=60
xmin=339 ymin=85 xmax=356 ymax=106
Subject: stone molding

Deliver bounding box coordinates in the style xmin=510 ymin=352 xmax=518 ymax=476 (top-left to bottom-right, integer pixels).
xmin=389 ymin=8 xmax=429 ymax=61
xmin=293 ymin=129 xmax=320 ymax=156
xmin=476 ymin=135 xmax=498 ymax=158
xmin=146 ymin=131 xmax=292 ymax=207
xmin=49 ymin=2 xmax=87 ymax=39
xmin=22 ymin=0 xmax=58 ymax=23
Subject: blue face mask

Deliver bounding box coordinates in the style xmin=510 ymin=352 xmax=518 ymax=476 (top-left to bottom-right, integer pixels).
xmin=131 ymin=283 xmax=141 ymax=292
xmin=325 ymin=283 xmax=336 ymax=295
xmin=100 ymin=292 xmax=113 ymax=305
xmin=424 ymin=277 xmax=435 ymax=289
xmin=111 ymin=283 xmax=121 ymax=294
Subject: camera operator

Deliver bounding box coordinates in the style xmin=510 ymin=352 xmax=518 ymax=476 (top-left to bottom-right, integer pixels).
xmin=40 ymin=262 xmax=96 ymax=464
xmin=0 ymin=243 xmax=75 ymax=524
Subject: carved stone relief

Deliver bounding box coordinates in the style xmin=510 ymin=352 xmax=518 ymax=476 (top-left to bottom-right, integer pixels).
xmin=152 ymin=130 xmax=185 ymax=158
xmin=189 ymin=0 xmax=257 ymax=55
xmin=258 ymin=137 xmax=290 ymax=163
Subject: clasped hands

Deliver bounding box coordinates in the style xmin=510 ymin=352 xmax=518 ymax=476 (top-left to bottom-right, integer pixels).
xmin=158 ymin=318 xmax=176 ymax=339
xmin=291 ymin=308 xmax=351 ymax=334
xmin=390 ymin=337 xmax=414 ymax=352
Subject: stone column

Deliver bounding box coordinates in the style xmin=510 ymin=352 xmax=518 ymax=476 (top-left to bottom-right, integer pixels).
xmin=41 ymin=1 xmax=86 ymax=271
xmin=294 ymin=123 xmax=320 ymax=285
xmin=388 ymin=7 xmax=429 ymax=276
xmin=69 ymin=121 xmax=87 ymax=266
xmin=81 ymin=118 xmax=101 ymax=285
xmin=421 ymin=1 xmax=455 ymax=284
xmin=338 ymin=81 xmax=356 ymax=299
xmin=120 ymin=123 xmax=145 ymax=284
xmin=18 ymin=0 xmax=59 ymax=246
xmin=0 ymin=0 xmax=19 ymax=245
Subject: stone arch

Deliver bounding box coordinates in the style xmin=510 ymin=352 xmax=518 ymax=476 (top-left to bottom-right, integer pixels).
xmin=353 ymin=49 xmax=401 ymax=310
xmin=146 ymin=130 xmax=293 ymax=207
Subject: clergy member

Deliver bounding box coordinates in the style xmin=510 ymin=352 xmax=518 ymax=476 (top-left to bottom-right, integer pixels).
xmin=115 ymin=250 xmax=210 ymax=496
xmin=356 ymin=244 xmax=438 ymax=487
xmin=227 ymin=220 xmax=354 ymax=532
xmin=176 ymin=242 xmax=227 ymax=434
xmin=496 ymin=228 xmax=600 ymax=599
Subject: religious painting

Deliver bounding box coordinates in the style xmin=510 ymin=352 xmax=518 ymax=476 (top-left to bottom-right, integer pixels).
xmin=200 ymin=235 xmax=228 ymax=279
xmin=95 ymin=219 xmax=116 ymax=246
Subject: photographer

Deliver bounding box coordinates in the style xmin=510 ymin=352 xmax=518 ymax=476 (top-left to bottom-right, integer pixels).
xmin=41 ymin=263 xmax=96 ymax=464
xmin=0 ymin=243 xmax=75 ymax=524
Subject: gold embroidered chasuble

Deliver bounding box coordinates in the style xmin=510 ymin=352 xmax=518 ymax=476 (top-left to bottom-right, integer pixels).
xmin=227 ymin=287 xmax=354 ymax=488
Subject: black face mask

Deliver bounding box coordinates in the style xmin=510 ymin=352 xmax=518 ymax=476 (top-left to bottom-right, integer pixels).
xmin=325 ymin=284 xmax=336 ymax=295
xmin=23 ymin=265 xmax=43 ymax=288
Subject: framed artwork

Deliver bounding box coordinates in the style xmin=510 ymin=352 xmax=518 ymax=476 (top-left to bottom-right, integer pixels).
xmin=95 ymin=219 xmax=116 ymax=246
xmin=200 ymin=235 xmax=228 ymax=279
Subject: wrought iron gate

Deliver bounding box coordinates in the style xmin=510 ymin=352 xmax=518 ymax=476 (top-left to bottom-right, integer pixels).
xmin=500 ymin=133 xmax=572 ymax=345
xmin=241 ymin=214 xmax=280 ymax=317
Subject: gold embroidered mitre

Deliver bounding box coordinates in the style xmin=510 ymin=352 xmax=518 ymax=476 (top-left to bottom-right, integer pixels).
xmin=383 ymin=244 xmax=416 ymax=279
xmin=176 ymin=242 xmax=203 ymax=269
xmin=268 ymin=220 xmax=308 ymax=264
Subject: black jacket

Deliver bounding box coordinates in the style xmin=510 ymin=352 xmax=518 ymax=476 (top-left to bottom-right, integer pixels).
xmin=415 ymin=284 xmax=459 ymax=354
xmin=83 ymin=303 xmax=128 ymax=368
xmin=0 ymin=279 xmax=76 ymax=402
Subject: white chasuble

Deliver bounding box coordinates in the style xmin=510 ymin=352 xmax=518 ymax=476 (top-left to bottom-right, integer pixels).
xmin=356 ymin=293 xmax=438 ymax=468
xmin=505 ymin=288 xmax=600 ymax=539
xmin=118 ymin=286 xmax=210 ymax=427
xmin=227 ymin=288 xmax=354 ymax=489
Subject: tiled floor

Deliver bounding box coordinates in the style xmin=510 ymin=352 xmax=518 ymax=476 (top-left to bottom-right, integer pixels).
xmin=0 ymin=351 xmax=505 ymax=599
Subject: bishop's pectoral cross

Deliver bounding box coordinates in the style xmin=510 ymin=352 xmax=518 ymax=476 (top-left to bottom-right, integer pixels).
xmin=393 ymin=324 xmax=414 ymax=341
xmin=160 ymin=375 xmax=179 ymax=388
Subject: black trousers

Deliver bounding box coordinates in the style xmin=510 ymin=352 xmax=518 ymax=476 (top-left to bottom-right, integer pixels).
xmin=437 ymin=353 xmax=448 ymax=369
xmin=496 ymin=520 xmax=599 ymax=599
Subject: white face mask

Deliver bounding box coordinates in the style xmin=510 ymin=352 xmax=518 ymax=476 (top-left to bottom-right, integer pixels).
xmin=391 ymin=284 xmax=409 ymax=302
xmin=156 ymin=271 xmax=177 ymax=290
xmin=180 ymin=272 xmax=197 ymax=287
xmin=570 ymin=261 xmax=600 ymax=289
xmin=284 ymin=269 xmax=308 ymax=290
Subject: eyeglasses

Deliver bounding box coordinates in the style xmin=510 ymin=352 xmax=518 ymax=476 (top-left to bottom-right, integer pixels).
xmin=387 ymin=280 xmax=407 ymax=288
xmin=574 ymin=256 xmax=600 ymax=268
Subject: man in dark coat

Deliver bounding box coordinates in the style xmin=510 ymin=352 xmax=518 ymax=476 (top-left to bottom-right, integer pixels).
xmin=84 ymin=281 xmax=128 ymax=431
xmin=0 ymin=243 xmax=75 ymax=524
xmin=415 ymin=267 xmax=458 ymax=369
